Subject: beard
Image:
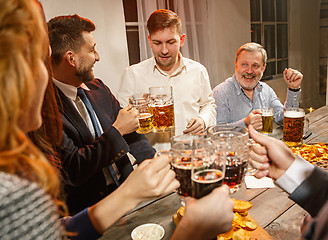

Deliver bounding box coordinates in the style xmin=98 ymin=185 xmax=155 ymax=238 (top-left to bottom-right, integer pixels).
xmin=239 ymin=72 xmax=262 ymax=90
xmin=75 ymin=64 xmax=94 ymax=83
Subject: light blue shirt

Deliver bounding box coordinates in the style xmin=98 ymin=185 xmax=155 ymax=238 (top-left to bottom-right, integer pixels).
xmin=213 ymin=75 xmax=301 ymax=126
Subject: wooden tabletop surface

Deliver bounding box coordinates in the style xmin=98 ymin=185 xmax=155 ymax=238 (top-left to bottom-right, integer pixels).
xmin=100 ymin=105 xmax=328 ymax=240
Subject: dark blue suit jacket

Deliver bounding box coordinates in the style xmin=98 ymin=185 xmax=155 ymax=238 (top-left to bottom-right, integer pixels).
xmin=56 ymin=79 xmax=156 ymax=214
xmin=289 ymin=167 xmax=328 ymax=240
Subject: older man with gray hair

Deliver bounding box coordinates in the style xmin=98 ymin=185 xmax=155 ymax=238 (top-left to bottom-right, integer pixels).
xmin=213 ymin=42 xmax=303 ymax=130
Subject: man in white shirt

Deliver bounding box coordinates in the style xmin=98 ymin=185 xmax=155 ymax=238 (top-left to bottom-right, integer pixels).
xmin=248 ymin=125 xmax=328 ymax=239
xmin=117 ymin=9 xmax=216 ymax=147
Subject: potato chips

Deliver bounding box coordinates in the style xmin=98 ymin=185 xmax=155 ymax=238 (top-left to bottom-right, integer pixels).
xmin=217 ymin=199 xmax=257 ymax=240
xmin=290 ymin=142 xmax=328 ymax=169
xmin=173 ymin=199 xmax=257 ymax=240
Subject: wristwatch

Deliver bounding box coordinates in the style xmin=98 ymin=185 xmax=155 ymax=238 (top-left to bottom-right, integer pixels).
xmin=288 ymin=87 xmax=301 ymax=92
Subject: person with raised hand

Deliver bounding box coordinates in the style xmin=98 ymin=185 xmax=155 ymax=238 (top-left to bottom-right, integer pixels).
xmin=248 ymin=125 xmax=328 ymax=239
xmin=213 ymin=42 xmax=303 ymax=131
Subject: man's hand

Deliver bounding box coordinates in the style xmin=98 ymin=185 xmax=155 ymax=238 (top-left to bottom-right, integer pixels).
xmin=283 ymin=68 xmax=303 ymax=90
xmin=183 ymin=116 xmax=205 ymax=134
xmin=248 ymin=125 xmax=296 ymax=180
xmin=171 ymin=185 xmax=234 ymax=240
xmin=112 ymin=105 xmax=139 ymax=135
xmin=244 ymin=109 xmax=262 ymax=131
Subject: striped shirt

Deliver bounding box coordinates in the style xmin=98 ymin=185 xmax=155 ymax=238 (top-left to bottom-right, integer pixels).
xmin=0 ymin=172 xmax=65 ymax=240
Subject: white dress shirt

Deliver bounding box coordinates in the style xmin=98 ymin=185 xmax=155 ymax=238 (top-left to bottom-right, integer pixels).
xmin=117 ymin=55 xmax=216 ymax=136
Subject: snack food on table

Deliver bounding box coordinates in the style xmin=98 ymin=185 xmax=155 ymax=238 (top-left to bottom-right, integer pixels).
xmin=217 ymin=199 xmax=257 ymax=240
xmin=172 ymin=200 xmax=257 ymax=240
xmin=232 ymin=199 xmax=253 ymax=213
xmin=290 ymin=142 xmax=328 ymax=169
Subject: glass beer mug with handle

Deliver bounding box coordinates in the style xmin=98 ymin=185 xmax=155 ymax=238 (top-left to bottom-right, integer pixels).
xmin=149 ymin=86 xmax=175 ymax=132
xmin=171 ymin=134 xmax=225 ymax=204
xmin=191 ymin=137 xmax=226 ymax=199
xmin=170 ymin=134 xmax=195 ymax=205
xmin=129 ymin=93 xmax=153 ymax=134
xmin=283 ymin=108 xmax=309 ymax=147
xmin=208 ymin=124 xmax=250 ymax=193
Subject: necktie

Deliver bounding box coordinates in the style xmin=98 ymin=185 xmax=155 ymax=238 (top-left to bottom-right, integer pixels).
xmin=77 ymin=87 xmax=120 ymax=186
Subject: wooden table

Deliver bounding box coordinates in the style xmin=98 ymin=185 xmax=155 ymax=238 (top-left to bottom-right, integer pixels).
xmin=100 ymin=105 xmax=328 ymax=240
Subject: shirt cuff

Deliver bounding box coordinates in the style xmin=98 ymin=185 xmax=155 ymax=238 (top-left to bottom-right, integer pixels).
xmin=286 ymin=88 xmax=301 ymax=107
xmin=236 ymin=118 xmax=247 ymax=128
xmin=275 ymin=155 xmax=314 ymax=194
xmin=198 ymin=113 xmax=215 ymax=130
xmin=62 ymin=208 xmax=102 ymax=240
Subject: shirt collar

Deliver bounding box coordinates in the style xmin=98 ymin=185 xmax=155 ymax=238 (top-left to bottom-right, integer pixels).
xmin=152 ymin=52 xmax=186 ymax=77
xmin=52 ymin=78 xmax=90 ymax=101
xmin=232 ymin=74 xmax=263 ymax=95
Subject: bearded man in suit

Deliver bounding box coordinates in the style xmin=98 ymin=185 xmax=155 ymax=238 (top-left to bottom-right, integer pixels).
xmin=48 ymin=14 xmax=156 ymax=214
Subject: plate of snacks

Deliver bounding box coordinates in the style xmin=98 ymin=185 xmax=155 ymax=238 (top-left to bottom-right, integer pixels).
xmin=217 ymin=199 xmax=257 ymax=240
xmin=173 ymin=199 xmax=273 ymax=240
xmin=290 ymin=142 xmax=328 ymax=170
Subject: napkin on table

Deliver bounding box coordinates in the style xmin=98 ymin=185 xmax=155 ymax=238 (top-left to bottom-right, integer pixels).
xmin=245 ymin=175 xmax=275 ymax=188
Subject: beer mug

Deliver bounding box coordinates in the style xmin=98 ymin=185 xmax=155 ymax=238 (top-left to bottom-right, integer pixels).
xmin=170 ymin=134 xmax=195 ymax=204
xmin=171 ymin=134 xmax=225 ymax=204
xmin=208 ymin=124 xmax=249 ymax=193
xmin=149 ymin=86 xmax=175 ymax=132
xmin=191 ymin=137 xmax=225 ymax=199
xmin=129 ymin=93 xmax=153 ymax=134
xmin=283 ymin=108 xmax=309 ymax=147
xmin=261 ymin=107 xmax=274 ymax=135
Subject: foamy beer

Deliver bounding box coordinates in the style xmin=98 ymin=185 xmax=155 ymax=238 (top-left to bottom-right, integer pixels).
xmin=283 ymin=108 xmax=305 ymax=147
xmin=129 ymin=93 xmax=153 ymax=134
xmin=149 ymin=86 xmax=175 ymax=132
xmin=261 ymin=107 xmax=274 ymax=134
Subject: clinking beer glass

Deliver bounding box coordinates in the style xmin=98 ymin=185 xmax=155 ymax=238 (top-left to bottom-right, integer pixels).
xmin=171 ymin=134 xmax=225 ymax=205
xmin=208 ymin=124 xmax=250 ymax=193
xmin=149 ymin=86 xmax=175 ymax=132
xmin=283 ymin=108 xmax=308 ymax=147
xmin=129 ymin=93 xmax=153 ymax=134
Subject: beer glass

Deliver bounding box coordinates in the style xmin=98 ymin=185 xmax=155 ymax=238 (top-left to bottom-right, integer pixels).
xmin=191 ymin=137 xmax=226 ymax=199
xmin=208 ymin=124 xmax=249 ymax=193
xmin=261 ymin=107 xmax=274 ymax=135
xmin=149 ymin=86 xmax=174 ymax=132
xmin=129 ymin=93 xmax=153 ymax=134
xmin=171 ymin=135 xmax=224 ymax=203
xmin=283 ymin=108 xmax=306 ymax=147
xmin=170 ymin=134 xmax=194 ymax=203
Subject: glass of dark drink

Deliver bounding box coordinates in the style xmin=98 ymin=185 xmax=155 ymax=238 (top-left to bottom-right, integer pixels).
xmin=208 ymin=124 xmax=250 ymax=193
xmin=191 ymin=138 xmax=226 ymax=199
xmin=171 ymin=135 xmax=195 ymax=205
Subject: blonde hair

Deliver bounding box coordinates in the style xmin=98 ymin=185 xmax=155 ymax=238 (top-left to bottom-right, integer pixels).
xmin=0 ymin=0 xmax=64 ymax=212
